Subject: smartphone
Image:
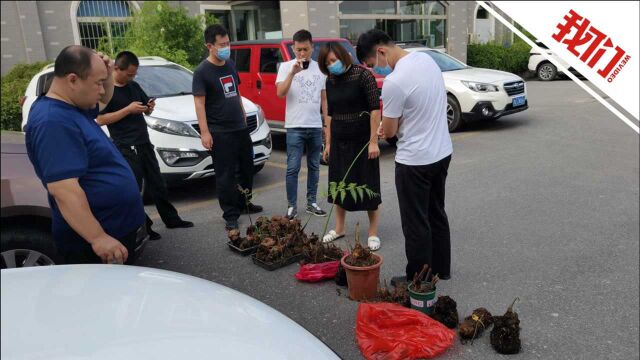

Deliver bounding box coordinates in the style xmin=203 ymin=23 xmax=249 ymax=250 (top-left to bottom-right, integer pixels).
xmin=147 ymin=97 xmax=156 ymax=104
xmin=302 ymin=60 xmax=310 ymax=70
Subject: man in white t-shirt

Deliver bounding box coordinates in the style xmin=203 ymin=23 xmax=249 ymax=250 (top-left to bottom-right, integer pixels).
xmin=276 ymin=29 xmax=327 ymax=219
xmin=357 ymin=29 xmax=454 ymax=284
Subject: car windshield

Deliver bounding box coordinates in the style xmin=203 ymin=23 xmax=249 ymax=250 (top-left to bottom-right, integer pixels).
xmin=135 ymin=65 xmax=193 ymax=98
xmin=419 ymin=50 xmax=468 ymax=72
xmin=286 ymin=41 xmax=361 ymax=64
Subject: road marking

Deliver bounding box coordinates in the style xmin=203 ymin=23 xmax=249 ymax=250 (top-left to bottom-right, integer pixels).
xmin=149 ymin=132 xmax=480 ymax=220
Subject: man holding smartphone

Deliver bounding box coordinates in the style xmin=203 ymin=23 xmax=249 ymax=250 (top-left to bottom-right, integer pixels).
xmin=276 ymin=29 xmax=328 ymax=220
xmin=97 ymin=51 xmax=193 ymax=239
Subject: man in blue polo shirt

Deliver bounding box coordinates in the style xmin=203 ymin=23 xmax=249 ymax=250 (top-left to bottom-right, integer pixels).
xmin=25 ymin=45 xmax=145 ymax=265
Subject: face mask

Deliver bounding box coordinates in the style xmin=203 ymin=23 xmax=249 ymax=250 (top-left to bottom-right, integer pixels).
xmin=328 ymin=60 xmax=346 ymax=75
xmin=216 ymin=46 xmax=230 ymax=61
xmin=373 ymin=51 xmax=392 ymax=76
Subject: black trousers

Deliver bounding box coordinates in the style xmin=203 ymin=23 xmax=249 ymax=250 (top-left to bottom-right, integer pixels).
xmin=63 ymin=230 xmax=137 ymax=265
xmin=395 ymin=155 xmax=452 ymax=280
xmin=118 ymin=143 xmax=181 ymax=227
xmin=211 ymin=129 xmax=254 ymax=223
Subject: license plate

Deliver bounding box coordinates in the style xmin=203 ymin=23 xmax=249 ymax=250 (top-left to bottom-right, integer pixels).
xmin=512 ymin=95 xmax=526 ymax=107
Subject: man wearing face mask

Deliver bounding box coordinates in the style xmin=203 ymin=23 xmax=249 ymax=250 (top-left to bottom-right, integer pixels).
xmin=357 ymin=29 xmax=453 ymax=285
xmin=275 ymin=29 xmax=328 ymax=220
xmin=193 ymin=24 xmax=262 ymax=232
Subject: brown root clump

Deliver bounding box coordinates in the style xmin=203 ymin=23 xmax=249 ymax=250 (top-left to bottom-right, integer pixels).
xmin=409 ymin=264 xmax=438 ymax=293
xmin=335 ymin=264 xmax=348 ymax=286
xmin=344 ymin=223 xmax=378 ymax=267
xmin=252 ymin=215 xmax=315 ymax=263
xmin=228 ymin=229 xmax=241 ymax=242
xmin=228 ymin=229 xmax=261 ymax=250
xmin=490 ymin=298 xmax=521 ymax=354
xmin=459 ymin=308 xmax=494 ymax=342
xmin=429 ymin=296 xmax=459 ymax=329
xmin=377 ymin=280 xmax=410 ymax=308
xmin=301 ymin=233 xmax=343 ymax=265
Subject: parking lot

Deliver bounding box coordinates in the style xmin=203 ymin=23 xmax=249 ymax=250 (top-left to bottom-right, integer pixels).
xmin=137 ymin=79 xmax=639 ymax=359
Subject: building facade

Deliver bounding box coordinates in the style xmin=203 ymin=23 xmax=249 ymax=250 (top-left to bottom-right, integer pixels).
xmin=1 ymin=1 xmax=513 ymax=75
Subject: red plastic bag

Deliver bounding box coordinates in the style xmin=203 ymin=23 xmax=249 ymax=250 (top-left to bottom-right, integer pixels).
xmin=294 ymin=260 xmax=340 ymax=282
xmin=356 ymin=303 xmax=456 ymax=360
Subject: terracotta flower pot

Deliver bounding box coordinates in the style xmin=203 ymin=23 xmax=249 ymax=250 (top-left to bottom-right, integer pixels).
xmin=340 ymin=253 xmax=383 ymax=301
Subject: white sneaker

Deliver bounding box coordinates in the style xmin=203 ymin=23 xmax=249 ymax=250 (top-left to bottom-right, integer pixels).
xmin=286 ymin=207 xmax=297 ymax=220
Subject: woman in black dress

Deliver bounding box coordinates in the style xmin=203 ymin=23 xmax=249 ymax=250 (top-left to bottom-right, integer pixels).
xmin=317 ymin=42 xmax=382 ymax=250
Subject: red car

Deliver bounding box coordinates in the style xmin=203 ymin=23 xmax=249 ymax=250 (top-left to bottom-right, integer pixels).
xmin=230 ymin=38 xmax=383 ymax=133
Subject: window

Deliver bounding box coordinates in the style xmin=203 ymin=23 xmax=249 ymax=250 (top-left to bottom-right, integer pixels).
xmin=37 ymin=73 xmax=55 ymax=96
xmin=339 ymin=1 xmax=396 ymax=15
xmin=76 ymin=1 xmax=134 ymax=51
xmin=205 ymin=10 xmax=232 ymax=35
xmin=476 ymin=7 xmax=489 ymax=20
xmin=259 ymin=48 xmax=282 ymax=73
xmin=341 ymin=19 xmax=445 ymax=48
xmin=418 ymin=50 xmax=467 ymax=71
xmin=399 ymin=1 xmax=445 ymax=16
xmin=231 ymin=48 xmax=251 ymax=72
xmin=338 ymin=1 xmax=447 ymax=48
xmin=134 ymin=65 xmax=193 ymax=98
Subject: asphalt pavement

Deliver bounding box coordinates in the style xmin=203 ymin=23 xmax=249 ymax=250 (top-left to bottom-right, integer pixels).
xmin=139 ymin=79 xmax=639 ymax=360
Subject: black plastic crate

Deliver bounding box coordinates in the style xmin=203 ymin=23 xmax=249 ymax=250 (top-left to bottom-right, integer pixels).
xmin=251 ymin=253 xmax=302 ymax=271
xmin=227 ymin=242 xmax=259 ymax=256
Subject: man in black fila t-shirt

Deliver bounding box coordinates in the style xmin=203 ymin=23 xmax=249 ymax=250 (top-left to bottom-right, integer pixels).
xmin=97 ymin=51 xmax=193 ymax=239
xmin=192 ymin=24 xmax=263 ymax=232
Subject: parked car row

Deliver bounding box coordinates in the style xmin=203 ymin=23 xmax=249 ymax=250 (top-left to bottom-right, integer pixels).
xmin=20 ymin=57 xmax=273 ymax=193
xmin=229 ymin=38 xmax=528 ymax=133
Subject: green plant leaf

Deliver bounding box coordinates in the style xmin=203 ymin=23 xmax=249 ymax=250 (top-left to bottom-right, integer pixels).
xmin=340 ymin=190 xmax=346 ymax=203
xmin=357 ymin=187 xmax=364 ymax=202
xmin=349 ymin=188 xmax=357 ymax=202
xmin=330 ymin=188 xmax=338 ymax=201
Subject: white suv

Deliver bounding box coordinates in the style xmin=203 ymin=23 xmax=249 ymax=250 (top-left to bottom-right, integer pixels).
xmin=402 ymin=46 xmax=528 ymax=132
xmin=528 ymin=40 xmax=579 ymax=81
xmin=21 ymin=57 xmax=272 ymax=190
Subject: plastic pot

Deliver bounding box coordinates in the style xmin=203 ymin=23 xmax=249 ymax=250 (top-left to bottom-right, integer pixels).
xmin=408 ymin=283 xmax=437 ymax=315
xmin=340 ymin=253 xmax=383 ymax=301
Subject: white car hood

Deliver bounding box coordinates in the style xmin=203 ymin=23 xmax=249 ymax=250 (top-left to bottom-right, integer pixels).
xmin=150 ymin=95 xmax=258 ymax=123
xmin=444 ymin=67 xmax=522 ymax=84
xmin=1 ymin=265 xmax=339 ymax=360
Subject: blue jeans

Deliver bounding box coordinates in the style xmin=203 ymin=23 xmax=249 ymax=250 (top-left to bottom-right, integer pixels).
xmin=286 ymin=128 xmax=323 ymax=208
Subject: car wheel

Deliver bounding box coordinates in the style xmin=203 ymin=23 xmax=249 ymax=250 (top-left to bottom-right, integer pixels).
xmin=447 ymin=95 xmax=463 ymax=132
xmin=1 ymin=227 xmax=59 ymax=268
xmin=537 ymin=62 xmax=557 ymax=81
xmin=254 ymin=164 xmax=265 ymax=173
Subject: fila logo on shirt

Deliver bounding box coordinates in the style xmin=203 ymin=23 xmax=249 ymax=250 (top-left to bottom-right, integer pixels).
xmin=219 ymin=75 xmax=238 ymax=98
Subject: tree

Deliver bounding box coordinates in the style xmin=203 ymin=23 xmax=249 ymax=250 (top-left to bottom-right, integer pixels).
xmin=101 ymin=1 xmax=217 ymax=69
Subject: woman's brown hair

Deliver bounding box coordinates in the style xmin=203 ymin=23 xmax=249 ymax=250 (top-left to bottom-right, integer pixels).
xmin=317 ymin=41 xmax=354 ymax=76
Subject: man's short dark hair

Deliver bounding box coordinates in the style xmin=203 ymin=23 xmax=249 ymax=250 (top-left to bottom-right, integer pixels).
xmin=115 ymin=51 xmax=139 ymax=70
xmin=292 ymin=29 xmax=313 ymax=44
xmin=205 ymin=24 xmax=229 ymax=45
xmin=54 ymin=45 xmax=94 ymax=79
xmin=356 ymin=29 xmax=393 ymax=63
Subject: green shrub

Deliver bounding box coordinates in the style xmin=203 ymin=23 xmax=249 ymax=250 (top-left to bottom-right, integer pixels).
xmin=100 ymin=1 xmax=218 ymax=69
xmin=467 ymin=41 xmax=531 ymax=75
xmin=1 ymin=61 xmax=50 ymax=131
